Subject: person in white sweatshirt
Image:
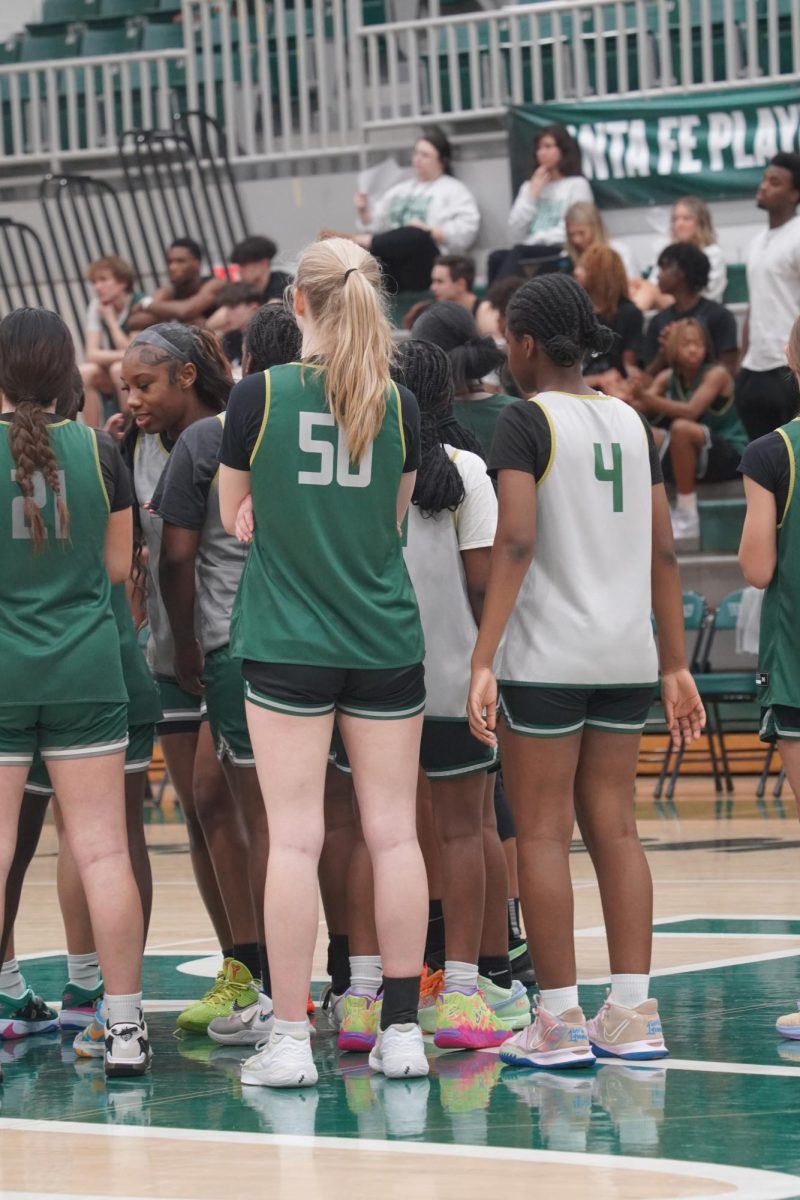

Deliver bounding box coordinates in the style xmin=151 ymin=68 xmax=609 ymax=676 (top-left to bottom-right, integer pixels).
xmin=325 ymin=127 xmax=480 ymax=293
xmin=489 ymin=125 xmax=593 ymax=283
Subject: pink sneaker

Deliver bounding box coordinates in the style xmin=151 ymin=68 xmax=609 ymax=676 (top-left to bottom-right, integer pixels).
xmin=499 ymin=999 xmax=595 ymax=1070
xmin=587 ymin=994 xmax=668 ymax=1060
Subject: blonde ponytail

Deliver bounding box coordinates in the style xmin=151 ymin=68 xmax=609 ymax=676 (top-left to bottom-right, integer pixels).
xmin=294 ymin=237 xmax=394 ymax=463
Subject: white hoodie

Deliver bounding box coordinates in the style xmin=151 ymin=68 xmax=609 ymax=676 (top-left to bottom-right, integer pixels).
xmin=358 ymin=174 xmax=480 ymax=255
xmin=508 ymin=175 xmax=594 ymax=246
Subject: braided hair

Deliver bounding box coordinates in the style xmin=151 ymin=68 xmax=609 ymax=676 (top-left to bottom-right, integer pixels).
xmin=411 ymin=302 xmax=505 ymax=392
xmin=244 ymin=305 xmax=302 ymax=374
xmin=391 ymin=339 xmax=482 ymax=517
xmin=505 ymin=274 xmax=615 ymax=366
xmin=0 ymin=308 xmax=74 ymax=552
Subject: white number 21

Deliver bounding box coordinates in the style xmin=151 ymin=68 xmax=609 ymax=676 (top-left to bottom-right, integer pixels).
xmin=297 ymin=413 xmax=373 ymax=488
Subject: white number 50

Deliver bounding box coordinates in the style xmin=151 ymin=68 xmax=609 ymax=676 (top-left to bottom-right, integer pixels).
xmin=298 ymin=413 xmax=373 ymax=488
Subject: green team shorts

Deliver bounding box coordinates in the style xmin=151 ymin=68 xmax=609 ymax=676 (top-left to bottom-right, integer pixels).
xmin=0 ymin=702 xmax=129 ymax=766
xmin=202 ymin=644 xmax=254 ymax=767
xmin=25 ymin=722 xmax=155 ymax=795
xmin=499 ymin=684 xmax=657 ymax=738
xmin=154 ymin=675 xmax=204 ymax=735
xmin=759 ymin=705 xmax=800 ymax=743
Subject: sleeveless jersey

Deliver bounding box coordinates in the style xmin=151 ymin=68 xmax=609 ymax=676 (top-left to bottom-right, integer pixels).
xmin=500 ymin=391 xmax=658 ymax=687
xmin=668 ymin=367 xmax=748 ymax=454
xmin=404 ymin=448 xmax=496 ymax=718
xmin=133 ymin=430 xmax=186 ymax=677
xmin=230 ymin=364 xmax=424 ymax=669
xmin=110 ymin=583 xmax=162 ymax=726
xmin=758 ymin=418 xmax=800 ymax=709
xmin=0 ymin=419 xmax=126 ymax=704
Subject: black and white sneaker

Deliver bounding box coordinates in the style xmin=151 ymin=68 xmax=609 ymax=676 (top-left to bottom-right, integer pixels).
xmin=104 ymin=1015 xmax=152 ymax=1078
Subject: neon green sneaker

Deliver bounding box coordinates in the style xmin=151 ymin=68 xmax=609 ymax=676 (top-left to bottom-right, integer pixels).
xmin=175 ymin=959 xmax=260 ymax=1034
xmin=337 ymin=992 xmax=381 ymax=1052
xmin=434 ymin=989 xmax=511 ymax=1049
xmin=477 ymin=975 xmax=532 ymax=1030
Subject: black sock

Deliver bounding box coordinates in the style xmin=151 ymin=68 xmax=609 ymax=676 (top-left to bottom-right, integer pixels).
xmin=478 ymin=954 xmax=513 ymax=991
xmin=258 ymin=944 xmax=271 ymax=995
xmin=232 ymin=942 xmax=261 ymax=980
xmin=507 ymin=898 xmax=522 ymax=944
xmin=425 ymin=899 xmax=446 ymax=969
xmin=326 ymin=933 xmax=350 ymax=995
xmin=222 ymin=946 xmax=235 ymax=961
xmin=380 ymin=975 xmax=420 ymax=1029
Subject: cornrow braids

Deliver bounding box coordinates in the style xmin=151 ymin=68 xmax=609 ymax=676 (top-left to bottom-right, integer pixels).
xmin=244 ymin=305 xmax=302 ymax=373
xmin=505 ymin=274 xmax=615 ymax=366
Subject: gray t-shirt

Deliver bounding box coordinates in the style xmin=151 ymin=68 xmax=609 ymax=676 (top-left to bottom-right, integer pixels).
xmin=151 ymin=413 xmax=247 ymax=655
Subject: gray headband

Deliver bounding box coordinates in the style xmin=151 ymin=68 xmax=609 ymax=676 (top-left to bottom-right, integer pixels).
xmin=131 ymin=328 xmax=184 ymax=357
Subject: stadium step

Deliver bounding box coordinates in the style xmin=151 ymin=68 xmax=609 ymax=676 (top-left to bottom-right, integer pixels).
xmin=698 ymin=497 xmax=745 ymax=554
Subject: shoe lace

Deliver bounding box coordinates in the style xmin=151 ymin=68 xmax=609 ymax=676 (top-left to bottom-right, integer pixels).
xmin=420 ymin=969 xmax=444 ymax=1001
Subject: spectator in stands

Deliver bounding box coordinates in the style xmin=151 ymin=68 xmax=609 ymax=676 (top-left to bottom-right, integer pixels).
xmin=332 ymin=127 xmax=480 ymax=292
xmin=574 ymin=245 xmax=642 ymax=397
xmin=430 ymin=255 xmax=479 ymax=314
xmin=635 ymin=318 xmax=747 ymax=541
xmin=488 ymin=124 xmax=592 ymax=282
xmin=565 ymin=200 xmax=636 ymax=278
xmin=128 ymin=238 xmax=224 ymax=329
xmin=412 ymin=300 xmax=511 ymax=455
xmin=630 ymin=196 xmax=727 ymax=311
xmin=475 ymin=274 xmax=525 ymax=343
xmin=79 ymin=254 xmax=143 ymax=427
xmin=641 ymin=243 xmax=738 ymax=377
xmin=736 ymin=153 xmax=800 ymax=441
xmin=231 ymin=234 xmax=291 ymax=304
xmin=207 ymin=282 xmax=263 ymax=368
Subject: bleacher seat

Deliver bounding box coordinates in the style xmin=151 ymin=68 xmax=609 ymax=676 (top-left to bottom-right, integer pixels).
xmin=41 ymin=0 xmax=98 ymax=24
xmin=99 ymin=0 xmax=155 ymax=16
xmin=81 ymin=23 xmax=142 ymax=56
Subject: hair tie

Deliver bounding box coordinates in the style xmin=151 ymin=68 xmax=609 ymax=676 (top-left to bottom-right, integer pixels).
xmin=343 ymin=268 xmax=358 ymax=283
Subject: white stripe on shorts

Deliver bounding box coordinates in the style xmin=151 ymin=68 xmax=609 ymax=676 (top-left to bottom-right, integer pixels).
xmin=41 ymin=736 xmax=130 ymax=761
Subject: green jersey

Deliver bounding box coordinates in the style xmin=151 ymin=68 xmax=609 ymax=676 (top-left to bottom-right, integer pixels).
xmin=223 ymin=363 xmax=424 ymax=669
xmin=668 ymin=367 xmax=748 ymax=454
xmin=0 ymin=417 xmax=128 ymax=705
xmin=756 ymin=418 xmax=800 ymax=709
xmin=453 ymin=393 xmax=515 ymax=458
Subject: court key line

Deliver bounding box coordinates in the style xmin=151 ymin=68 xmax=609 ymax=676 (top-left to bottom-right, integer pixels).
xmin=0 ymin=1119 xmax=798 ymax=1200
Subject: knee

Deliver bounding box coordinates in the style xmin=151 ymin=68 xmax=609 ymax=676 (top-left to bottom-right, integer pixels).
xmin=79 ymin=360 xmax=100 ymax=388
xmin=361 ymin=816 xmax=418 ymax=858
xmin=669 ymin=418 xmax=695 ymax=443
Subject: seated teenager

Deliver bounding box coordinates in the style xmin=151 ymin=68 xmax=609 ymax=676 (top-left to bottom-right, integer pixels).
xmin=574 ymin=245 xmax=643 ymax=399
xmin=640 ymin=243 xmax=738 ymax=377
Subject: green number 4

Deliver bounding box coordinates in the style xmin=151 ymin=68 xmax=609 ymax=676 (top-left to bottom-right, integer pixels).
xmin=593 ymin=442 xmax=623 ymax=512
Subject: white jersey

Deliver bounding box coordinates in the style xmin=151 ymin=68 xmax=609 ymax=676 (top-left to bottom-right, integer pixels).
xmin=500 ymin=391 xmax=658 ymax=687
xmin=404 ymin=447 xmax=496 ymax=718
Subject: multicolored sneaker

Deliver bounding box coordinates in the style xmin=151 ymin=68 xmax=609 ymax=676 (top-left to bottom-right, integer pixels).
xmin=500 ymin=1000 xmax=595 ymax=1070
xmin=587 ymin=994 xmax=668 ymax=1060
xmin=418 ymin=968 xmax=444 ymax=1034
xmin=776 ymin=1002 xmax=800 ymax=1040
xmin=338 ymin=992 xmax=381 ymax=1052
xmin=73 ymin=1002 xmax=106 ymax=1059
xmin=478 ymin=976 xmax=533 ymax=1030
xmin=435 ymin=1050 xmax=502 ymax=1115
xmin=175 ymin=959 xmax=260 ymax=1034
xmin=0 ymin=988 xmax=59 ymax=1040
xmin=433 ymin=989 xmax=512 ymax=1050
xmin=59 ymin=980 xmax=104 ymax=1030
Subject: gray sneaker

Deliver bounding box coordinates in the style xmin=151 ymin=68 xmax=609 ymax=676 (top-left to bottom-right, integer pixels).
xmin=207 ymin=993 xmax=274 ymax=1045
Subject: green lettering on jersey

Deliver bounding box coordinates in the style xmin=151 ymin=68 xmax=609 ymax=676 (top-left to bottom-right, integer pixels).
xmin=593 ymin=442 xmax=623 ymax=512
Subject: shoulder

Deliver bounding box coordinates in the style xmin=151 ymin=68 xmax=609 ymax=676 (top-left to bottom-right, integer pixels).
xmin=704 ymin=241 xmax=724 ymax=261
xmin=173 ymin=413 xmax=225 ymax=462
xmin=740 ymin=430 xmax=789 ymax=483
xmin=229 ymin=371 xmax=269 ymax=407
xmin=570 ymin=175 xmax=594 ymax=198
xmin=449 ymin=446 xmax=491 ymax=487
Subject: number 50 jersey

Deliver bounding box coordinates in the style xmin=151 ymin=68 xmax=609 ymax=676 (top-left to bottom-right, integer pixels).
xmin=498 ymin=391 xmax=658 ymax=688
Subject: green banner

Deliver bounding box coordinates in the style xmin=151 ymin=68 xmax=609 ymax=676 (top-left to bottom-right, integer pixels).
xmin=510 ymin=84 xmax=800 ymax=209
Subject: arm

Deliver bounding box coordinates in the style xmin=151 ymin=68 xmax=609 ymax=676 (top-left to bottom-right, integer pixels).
xmin=148 ymin=279 xmax=224 ymax=322
xmin=650 ymin=483 xmax=705 ymax=746
xmin=508 ymin=183 xmax=538 ymax=243
xmin=739 ymin=309 xmax=749 ymax=366
xmin=159 ymin=523 xmax=204 ymax=694
xmin=104 ymin=507 xmax=134 ymax=584
xmin=205 ymin=305 xmax=230 ymax=332
xmin=640 ymin=365 xmax=731 ymax=423
xmin=467 ymin=469 xmax=536 ymax=744
xmin=739 ymin=475 xmax=778 ymax=589
xmin=719 ymin=346 xmax=739 ymax=375
xmin=705 ymin=245 xmax=728 ymax=303
xmin=219 ymin=465 xmax=252 ymax=536
xmin=396 ymin=470 xmax=416 ymax=529
xmin=433 ymin=183 xmax=480 ymax=253
xmin=461 ymin=546 xmax=492 ymax=625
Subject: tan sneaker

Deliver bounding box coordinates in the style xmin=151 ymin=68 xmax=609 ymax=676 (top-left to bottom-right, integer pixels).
xmin=499 ymin=998 xmax=595 ymax=1070
xmin=587 ymin=993 xmax=668 ymax=1060
xmin=776 ymin=1002 xmax=800 ymax=1039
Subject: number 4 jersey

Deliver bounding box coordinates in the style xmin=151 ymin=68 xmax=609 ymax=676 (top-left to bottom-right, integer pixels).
xmin=220 ymin=363 xmax=425 ymax=670
xmin=488 ymin=391 xmax=659 ymax=687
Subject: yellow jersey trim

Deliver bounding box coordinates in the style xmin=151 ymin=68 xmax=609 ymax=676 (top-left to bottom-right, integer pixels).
xmin=530 ymin=398 xmax=556 ymax=485
xmin=776 ymin=425 xmax=796 ymax=530
xmin=89 ymin=428 xmax=111 ymax=513
xmin=250 ymin=371 xmax=271 ymax=467
xmin=393 ymin=381 xmax=405 ymax=464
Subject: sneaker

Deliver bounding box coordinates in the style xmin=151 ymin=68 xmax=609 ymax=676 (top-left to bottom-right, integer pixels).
xmin=505 ymin=1070 xmax=595 ymax=1152
xmin=319 ymin=985 xmax=347 ymax=1031
xmin=670 ymin=506 xmax=700 ymax=541
xmin=369 ymin=1023 xmax=429 ymax=1079
xmin=241 ymin=1032 xmax=317 ymax=1088
xmin=776 ymin=1003 xmax=800 ymax=1040
xmin=104 ymin=1016 xmax=152 ymax=1078
xmin=435 ymin=1051 xmax=502 ymax=1115
xmin=338 ymin=992 xmax=381 ymax=1052
xmin=509 ymin=939 xmax=536 ymax=988
xmin=0 ymin=988 xmax=59 ymax=1039
xmin=587 ymin=994 xmax=669 ymax=1060
xmin=307 ymin=992 xmax=315 ymax=1017
xmin=478 ymin=976 xmax=533 ymax=1030
xmin=418 ymin=968 xmax=444 ymax=1034
xmin=433 ymin=989 xmax=511 ymax=1050
xmin=595 ymin=1064 xmax=666 ymax=1153
xmin=500 ymin=1000 xmax=595 ymax=1070
xmin=60 ymin=980 xmax=104 ymax=1030
xmin=176 ymin=959 xmax=260 ymax=1034
xmin=73 ymin=1001 xmax=106 ymax=1058
xmin=207 ymin=992 xmax=274 ymax=1045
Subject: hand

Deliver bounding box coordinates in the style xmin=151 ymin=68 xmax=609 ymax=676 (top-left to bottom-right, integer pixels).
xmin=467 ymin=664 xmax=498 ymax=747
xmin=661 ymin=668 xmax=705 ymax=750
xmin=98 ymin=303 xmax=118 ymax=326
xmin=658 ymin=322 xmax=675 ymax=348
xmin=235 ymin=493 xmax=254 ymax=544
xmin=174 ymin=639 xmax=205 ymax=697
xmin=354 ymin=191 xmax=370 ymax=217
xmin=104 ymin=412 xmax=125 ymax=442
xmin=529 ymin=165 xmax=551 ymax=199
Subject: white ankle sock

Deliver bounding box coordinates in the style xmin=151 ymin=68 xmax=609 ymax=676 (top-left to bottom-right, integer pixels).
xmin=676 ymin=491 xmax=698 ymax=514
xmin=608 ymin=974 xmax=650 ymax=1009
xmin=273 ymin=1017 xmax=310 ymax=1041
xmin=67 ymin=952 xmax=100 ymax=990
xmin=444 ymin=960 xmax=478 ymax=994
xmin=0 ymin=958 xmax=26 ymax=999
xmin=350 ymin=955 xmax=382 ymax=996
xmin=105 ymin=992 xmax=142 ymax=1026
xmin=539 ymin=986 xmax=579 ymax=1016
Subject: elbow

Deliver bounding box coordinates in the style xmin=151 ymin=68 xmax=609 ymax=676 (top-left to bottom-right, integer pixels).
xmin=107 ymin=558 xmax=130 ymax=585
xmin=739 ymin=556 xmax=773 ymax=591
xmin=502 ymin=538 xmax=535 ymax=565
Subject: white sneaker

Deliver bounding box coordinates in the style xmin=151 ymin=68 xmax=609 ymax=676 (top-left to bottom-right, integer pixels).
xmin=368 ymin=1023 xmax=429 ymax=1079
xmin=104 ymin=1016 xmax=152 ymax=1078
xmin=208 ymin=992 xmax=274 ymax=1045
xmin=241 ymin=1032 xmax=318 ymax=1088
xmin=670 ymin=506 xmax=700 ymax=541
